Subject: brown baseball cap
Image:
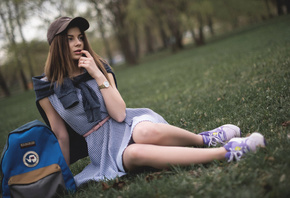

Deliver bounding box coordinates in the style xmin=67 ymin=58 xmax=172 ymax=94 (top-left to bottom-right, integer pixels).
xmin=47 ymin=16 xmax=89 ymax=45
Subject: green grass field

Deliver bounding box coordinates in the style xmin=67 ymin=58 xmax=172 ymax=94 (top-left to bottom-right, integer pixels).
xmin=1 ymin=16 xmax=290 ymax=197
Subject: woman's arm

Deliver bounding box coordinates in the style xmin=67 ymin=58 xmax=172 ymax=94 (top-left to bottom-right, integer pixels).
xmin=99 ymin=73 xmax=126 ymax=122
xmin=79 ymin=50 xmax=126 ymax=122
xmin=39 ymin=98 xmax=70 ymax=165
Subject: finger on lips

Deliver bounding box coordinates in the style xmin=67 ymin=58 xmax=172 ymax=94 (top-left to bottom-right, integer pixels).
xmin=81 ymin=50 xmax=92 ymax=58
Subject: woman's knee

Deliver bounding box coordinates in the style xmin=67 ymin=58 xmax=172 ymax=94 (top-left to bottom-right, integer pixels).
xmin=133 ymin=122 xmax=162 ymax=143
xmin=123 ymin=144 xmax=146 ymax=170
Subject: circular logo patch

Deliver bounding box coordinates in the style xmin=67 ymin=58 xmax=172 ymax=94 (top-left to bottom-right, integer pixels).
xmin=23 ymin=151 xmax=39 ymax=167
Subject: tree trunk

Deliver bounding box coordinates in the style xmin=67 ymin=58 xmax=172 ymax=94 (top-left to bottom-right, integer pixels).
xmin=285 ymin=0 xmax=290 ymax=14
xmin=157 ymin=18 xmax=169 ymax=49
xmin=107 ymin=0 xmax=137 ymax=65
xmin=264 ymin=0 xmax=274 ymax=18
xmin=18 ymin=66 xmax=29 ymax=90
xmin=167 ymin=15 xmax=183 ymax=52
xmin=276 ymin=0 xmax=284 ymax=15
xmin=176 ymin=29 xmax=183 ymax=49
xmin=197 ymin=12 xmax=205 ymax=46
xmin=207 ymin=15 xmax=214 ymax=36
xmin=117 ymin=32 xmax=137 ymax=65
xmin=91 ymin=0 xmax=114 ymax=65
xmin=14 ymin=2 xmax=34 ymax=78
xmin=133 ymin=22 xmax=140 ymax=59
xmin=144 ymin=24 xmax=154 ymax=54
xmin=0 ymin=2 xmax=28 ymax=91
xmin=190 ymin=28 xmax=200 ymax=46
xmin=0 ymin=69 xmax=10 ymax=97
xmin=145 ymin=0 xmax=169 ymax=50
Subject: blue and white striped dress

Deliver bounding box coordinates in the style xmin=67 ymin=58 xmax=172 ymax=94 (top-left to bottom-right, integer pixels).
xmin=47 ymin=79 xmax=168 ymax=186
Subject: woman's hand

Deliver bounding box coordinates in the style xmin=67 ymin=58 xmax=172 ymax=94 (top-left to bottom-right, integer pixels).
xmin=78 ymin=50 xmax=102 ymax=79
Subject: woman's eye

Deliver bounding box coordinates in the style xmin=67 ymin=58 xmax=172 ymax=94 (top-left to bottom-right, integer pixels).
xmin=79 ymin=36 xmax=84 ymax=41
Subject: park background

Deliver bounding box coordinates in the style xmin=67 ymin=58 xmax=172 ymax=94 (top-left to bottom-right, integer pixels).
xmin=0 ymin=0 xmax=290 ymax=197
xmin=0 ymin=0 xmax=289 ymax=95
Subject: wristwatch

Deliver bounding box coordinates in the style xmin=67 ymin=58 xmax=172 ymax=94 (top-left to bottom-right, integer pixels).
xmin=98 ymin=81 xmax=110 ymax=89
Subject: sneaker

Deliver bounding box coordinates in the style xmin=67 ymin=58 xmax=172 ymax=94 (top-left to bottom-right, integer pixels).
xmin=199 ymin=124 xmax=241 ymax=147
xmin=224 ymin=132 xmax=266 ymax=162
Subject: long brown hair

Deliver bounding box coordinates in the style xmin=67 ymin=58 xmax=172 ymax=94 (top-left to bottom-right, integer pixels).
xmin=44 ymin=27 xmax=110 ymax=85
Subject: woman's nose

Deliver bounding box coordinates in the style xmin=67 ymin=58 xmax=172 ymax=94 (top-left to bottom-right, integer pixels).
xmin=75 ymin=39 xmax=81 ymax=46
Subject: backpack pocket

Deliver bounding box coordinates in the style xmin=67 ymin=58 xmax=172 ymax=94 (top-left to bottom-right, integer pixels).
xmin=8 ymin=164 xmax=66 ymax=198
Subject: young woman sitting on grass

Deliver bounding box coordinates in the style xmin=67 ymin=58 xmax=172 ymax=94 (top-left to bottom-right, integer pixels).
xmin=32 ymin=16 xmax=266 ymax=187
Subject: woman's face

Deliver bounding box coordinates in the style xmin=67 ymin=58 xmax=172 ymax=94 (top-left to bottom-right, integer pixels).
xmin=67 ymin=27 xmax=84 ymax=61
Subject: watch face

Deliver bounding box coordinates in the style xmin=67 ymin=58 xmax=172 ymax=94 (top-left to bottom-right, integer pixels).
xmin=104 ymin=81 xmax=110 ymax=87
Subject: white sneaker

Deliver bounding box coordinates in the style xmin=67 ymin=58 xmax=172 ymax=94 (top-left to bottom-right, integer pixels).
xmin=224 ymin=132 xmax=266 ymax=162
xmin=199 ymin=124 xmax=241 ymax=147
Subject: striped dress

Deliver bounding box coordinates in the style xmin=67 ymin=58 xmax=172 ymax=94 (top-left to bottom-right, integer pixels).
xmin=47 ymin=79 xmax=168 ymax=187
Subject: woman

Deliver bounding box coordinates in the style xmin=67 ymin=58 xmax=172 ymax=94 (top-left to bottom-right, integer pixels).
xmin=32 ymin=17 xmax=266 ymax=187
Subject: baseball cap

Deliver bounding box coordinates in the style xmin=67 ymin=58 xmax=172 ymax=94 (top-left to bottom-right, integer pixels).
xmin=47 ymin=16 xmax=89 ymax=45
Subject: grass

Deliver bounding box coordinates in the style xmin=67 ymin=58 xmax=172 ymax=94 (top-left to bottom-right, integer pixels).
xmin=1 ymin=15 xmax=290 ymax=197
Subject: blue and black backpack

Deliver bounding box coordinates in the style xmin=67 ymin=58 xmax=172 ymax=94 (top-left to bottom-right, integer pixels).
xmin=0 ymin=120 xmax=76 ymax=198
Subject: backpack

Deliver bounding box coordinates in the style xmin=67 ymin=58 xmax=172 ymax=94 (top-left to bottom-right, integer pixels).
xmin=0 ymin=120 xmax=76 ymax=198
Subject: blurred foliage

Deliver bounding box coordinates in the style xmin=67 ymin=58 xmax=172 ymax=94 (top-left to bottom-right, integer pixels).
xmin=0 ymin=0 xmax=288 ymax=96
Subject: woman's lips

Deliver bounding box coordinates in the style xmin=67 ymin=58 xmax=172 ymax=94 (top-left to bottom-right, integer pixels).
xmin=74 ymin=50 xmax=82 ymax=54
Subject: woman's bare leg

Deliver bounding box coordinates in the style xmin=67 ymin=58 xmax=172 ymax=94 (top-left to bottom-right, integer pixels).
xmin=123 ymin=144 xmax=227 ymax=171
xmin=132 ymin=122 xmax=204 ymax=146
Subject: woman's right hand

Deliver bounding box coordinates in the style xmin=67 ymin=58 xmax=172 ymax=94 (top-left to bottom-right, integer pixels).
xmin=78 ymin=50 xmax=103 ymax=79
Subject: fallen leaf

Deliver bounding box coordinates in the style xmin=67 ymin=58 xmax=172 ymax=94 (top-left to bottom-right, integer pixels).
xmin=280 ymin=174 xmax=286 ymax=182
xmin=145 ymin=172 xmax=163 ymax=182
xmin=145 ymin=174 xmax=155 ymax=182
xmin=264 ymin=156 xmax=275 ymax=161
xmin=189 ymin=170 xmax=201 ymax=178
xmin=282 ymin=121 xmax=290 ymax=127
xmin=113 ymin=181 xmax=126 ymax=190
xmin=102 ymin=182 xmax=110 ymax=191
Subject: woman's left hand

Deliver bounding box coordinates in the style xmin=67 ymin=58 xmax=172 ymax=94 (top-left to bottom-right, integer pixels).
xmin=78 ymin=50 xmax=102 ymax=79
xmin=78 ymin=50 xmax=126 ymax=122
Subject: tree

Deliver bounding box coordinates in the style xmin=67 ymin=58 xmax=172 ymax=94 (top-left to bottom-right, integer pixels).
xmin=0 ymin=68 xmax=11 ymax=97
xmin=274 ymin=0 xmax=290 ymax=15
xmin=13 ymin=0 xmax=35 ymax=78
xmin=286 ymin=0 xmax=290 ymax=14
xmin=183 ymin=1 xmax=214 ymax=46
xmin=276 ymin=0 xmax=284 ymax=15
xmin=88 ymin=0 xmax=114 ymax=65
xmin=106 ymin=0 xmax=137 ymax=65
xmin=145 ymin=0 xmax=184 ymax=52
xmin=127 ymin=0 xmax=155 ymax=55
xmin=0 ymin=0 xmax=48 ymax=91
xmin=156 ymin=16 xmax=169 ymax=50
xmin=0 ymin=0 xmax=28 ymax=91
